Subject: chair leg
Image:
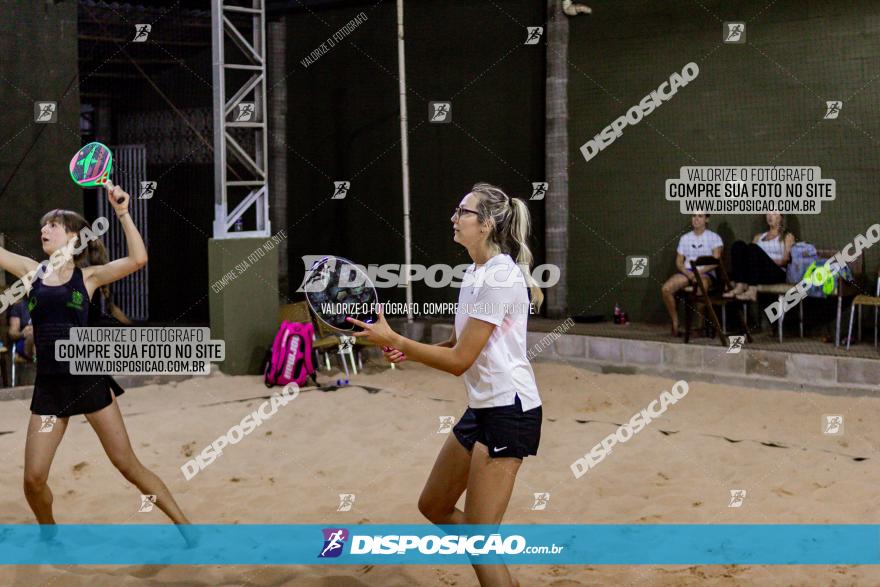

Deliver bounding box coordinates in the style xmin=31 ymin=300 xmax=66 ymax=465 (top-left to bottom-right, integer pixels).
xmin=11 ymin=346 xmax=16 ymax=387
xmin=847 ymin=304 xmax=856 ymax=350
xmin=324 ymin=352 xmax=331 ymax=371
xmin=683 ymin=297 xmax=692 ymax=344
xmin=874 ymin=306 xmax=878 ymax=348
xmin=704 ymin=302 xmax=726 ymax=347
xmin=692 ymin=273 xmax=724 ymax=346
xmin=336 ymin=346 xmax=351 ymax=380
xmin=778 ymin=296 xmax=784 ymax=343
xmin=357 ymin=350 xmax=364 ymax=371
xmin=799 ymin=302 xmax=804 ymax=338
xmin=835 ymin=296 xmax=842 ymax=348
xmin=722 ymin=305 xmax=727 ymax=334
xmin=348 ymin=348 xmax=358 ymax=376
xmin=858 ymin=305 xmax=862 ymax=342
xmin=737 ymin=303 xmax=753 ymax=343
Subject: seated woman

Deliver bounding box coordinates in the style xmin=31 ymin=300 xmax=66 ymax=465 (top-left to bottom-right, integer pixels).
xmin=661 ymin=213 xmax=723 ymax=337
xmin=724 ymin=213 xmax=794 ymax=301
xmin=8 ymin=300 xmax=34 ymax=360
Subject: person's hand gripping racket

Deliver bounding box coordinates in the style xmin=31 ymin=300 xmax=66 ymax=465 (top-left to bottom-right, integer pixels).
xmin=346 ymin=307 xmax=407 ymax=363
xmin=102 ymin=179 xmax=131 ymax=218
xmin=382 ymin=346 xmax=407 ymax=364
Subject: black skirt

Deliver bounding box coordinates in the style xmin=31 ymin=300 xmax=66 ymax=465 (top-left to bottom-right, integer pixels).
xmin=30 ymin=373 xmax=125 ymax=417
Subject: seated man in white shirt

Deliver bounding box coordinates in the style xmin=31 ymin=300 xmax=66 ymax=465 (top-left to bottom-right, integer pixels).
xmin=660 ymin=213 xmax=723 ymax=336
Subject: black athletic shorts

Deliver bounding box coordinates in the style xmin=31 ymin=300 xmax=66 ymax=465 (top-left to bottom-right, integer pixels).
xmin=684 ymin=268 xmax=719 ymax=289
xmin=453 ymin=394 xmax=542 ymax=459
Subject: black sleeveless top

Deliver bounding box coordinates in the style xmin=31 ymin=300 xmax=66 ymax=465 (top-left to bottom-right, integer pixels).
xmin=27 ymin=265 xmax=91 ymax=375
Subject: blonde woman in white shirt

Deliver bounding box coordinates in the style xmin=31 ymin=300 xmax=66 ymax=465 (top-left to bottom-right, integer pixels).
xmin=350 ymin=183 xmax=542 ymax=587
xmin=724 ymin=213 xmax=794 ymax=301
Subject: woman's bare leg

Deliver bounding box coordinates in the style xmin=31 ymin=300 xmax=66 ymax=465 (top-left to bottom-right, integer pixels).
xmin=661 ymin=273 xmax=690 ymax=334
xmin=85 ymin=393 xmax=190 ymax=525
xmin=463 ymin=442 xmax=522 ymax=587
xmin=418 ymin=433 xmax=472 ymax=525
xmin=23 ymin=414 xmax=69 ymax=525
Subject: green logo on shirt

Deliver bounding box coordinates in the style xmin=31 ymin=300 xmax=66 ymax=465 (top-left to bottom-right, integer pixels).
xmin=27 ymin=296 xmax=37 ymax=313
xmin=67 ymin=290 xmax=84 ymax=311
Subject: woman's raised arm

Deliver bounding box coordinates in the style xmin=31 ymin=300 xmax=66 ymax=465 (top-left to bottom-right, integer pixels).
xmin=0 ymin=246 xmax=38 ymax=280
xmin=84 ymin=181 xmax=147 ymax=292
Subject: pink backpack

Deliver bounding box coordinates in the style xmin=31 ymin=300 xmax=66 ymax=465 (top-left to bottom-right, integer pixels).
xmin=263 ymin=321 xmax=317 ymax=388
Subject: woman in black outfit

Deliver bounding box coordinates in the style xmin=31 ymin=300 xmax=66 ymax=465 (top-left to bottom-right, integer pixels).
xmin=0 ymin=182 xmax=191 ymax=535
xmin=724 ymin=213 xmax=795 ymax=301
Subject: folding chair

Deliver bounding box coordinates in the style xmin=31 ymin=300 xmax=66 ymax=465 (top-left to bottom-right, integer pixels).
xmin=846 ymin=271 xmax=880 ymax=350
xmin=1 ymin=332 xmax=26 ymax=387
xmin=10 ymin=336 xmax=17 ymax=386
xmin=674 ymin=259 xmax=721 ymax=342
xmin=290 ymin=301 xmax=394 ymax=375
xmin=0 ymin=339 xmax=7 ymax=388
xmin=686 ymin=256 xmax=753 ymax=347
xmin=0 ymin=319 xmax=20 ymax=387
xmin=755 ymin=282 xmax=804 ymax=343
xmin=311 ymin=313 xmax=364 ymax=375
xmin=758 ymin=247 xmax=866 ymax=345
xmin=0 ymin=272 xmax=7 ymax=386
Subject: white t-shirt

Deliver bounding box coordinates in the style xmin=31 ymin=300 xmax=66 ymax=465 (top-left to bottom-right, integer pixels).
xmin=756 ymin=232 xmax=785 ymax=262
xmin=454 ymin=253 xmax=541 ymax=411
xmin=677 ymin=230 xmax=723 ymax=270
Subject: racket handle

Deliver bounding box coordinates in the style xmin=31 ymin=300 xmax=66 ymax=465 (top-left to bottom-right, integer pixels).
xmin=102 ymin=177 xmax=119 ymax=203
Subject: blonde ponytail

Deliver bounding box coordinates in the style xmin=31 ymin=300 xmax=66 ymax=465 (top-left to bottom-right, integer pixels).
xmin=470 ymin=182 xmax=544 ymax=313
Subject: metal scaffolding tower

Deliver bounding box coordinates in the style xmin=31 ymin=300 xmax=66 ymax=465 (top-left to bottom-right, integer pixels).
xmin=211 ymin=0 xmax=271 ymax=239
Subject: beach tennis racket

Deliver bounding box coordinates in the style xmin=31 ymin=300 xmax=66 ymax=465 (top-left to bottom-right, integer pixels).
xmin=69 ymin=142 xmax=127 ymax=206
xmin=69 ymin=142 xmax=113 ymax=188
xmin=303 ymin=255 xmax=379 ymax=333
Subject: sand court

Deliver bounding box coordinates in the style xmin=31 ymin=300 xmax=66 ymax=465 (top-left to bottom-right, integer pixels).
xmin=5 ymin=1 xmax=880 ymax=584
xmin=0 ymin=360 xmax=877 ymax=585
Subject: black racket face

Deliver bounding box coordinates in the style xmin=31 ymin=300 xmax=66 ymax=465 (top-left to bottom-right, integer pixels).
xmin=304 ymin=256 xmax=379 ymax=332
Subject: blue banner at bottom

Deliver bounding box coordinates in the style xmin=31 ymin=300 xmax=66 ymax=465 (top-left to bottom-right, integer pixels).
xmin=0 ymin=524 xmax=878 ymax=565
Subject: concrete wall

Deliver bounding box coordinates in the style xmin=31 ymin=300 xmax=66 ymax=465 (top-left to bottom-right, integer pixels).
xmin=282 ymin=1 xmax=546 ymax=309
xmin=0 ymin=1 xmax=81 ymax=265
xmin=208 ymin=238 xmax=279 ymax=375
xmin=429 ymin=321 xmax=880 ymax=397
xmin=567 ymin=0 xmax=880 ymax=324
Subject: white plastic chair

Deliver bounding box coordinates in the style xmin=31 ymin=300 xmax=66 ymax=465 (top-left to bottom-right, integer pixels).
xmin=846 ymin=274 xmax=880 ymax=350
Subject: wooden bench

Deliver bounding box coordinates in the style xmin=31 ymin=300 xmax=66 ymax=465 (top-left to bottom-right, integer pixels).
xmin=755 ymin=247 xmax=866 ymax=345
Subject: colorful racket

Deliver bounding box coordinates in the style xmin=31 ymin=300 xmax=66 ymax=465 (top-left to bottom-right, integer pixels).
xmin=303 ymin=255 xmax=379 ymax=333
xmin=69 ymin=142 xmax=113 ymax=188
